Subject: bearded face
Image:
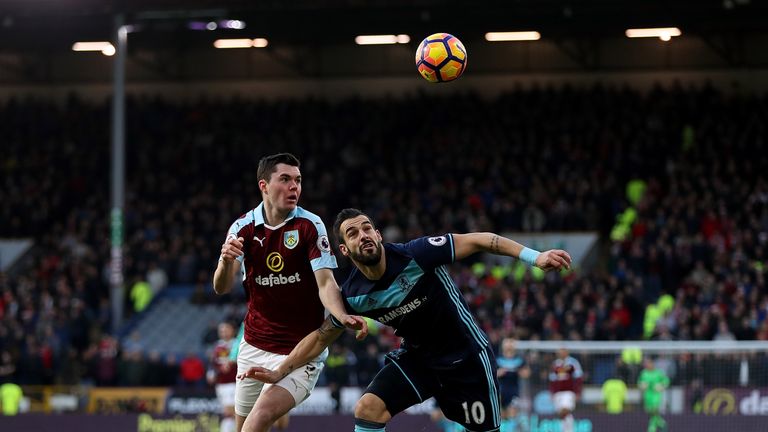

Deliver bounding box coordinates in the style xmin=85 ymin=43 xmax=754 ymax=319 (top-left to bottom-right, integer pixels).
xmin=339 ymin=214 xmax=384 ymax=267
xmin=348 ymin=237 xmax=383 ymax=266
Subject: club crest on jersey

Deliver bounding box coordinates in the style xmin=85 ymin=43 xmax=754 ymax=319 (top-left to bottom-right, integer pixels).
xmin=284 ymin=230 xmax=299 ymax=249
xmin=397 ymin=275 xmax=414 ymax=292
xmin=428 ymin=236 xmax=447 ymax=246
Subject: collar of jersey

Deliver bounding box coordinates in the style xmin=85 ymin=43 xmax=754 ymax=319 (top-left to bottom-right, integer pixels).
xmin=253 ymin=202 xmax=298 ymax=230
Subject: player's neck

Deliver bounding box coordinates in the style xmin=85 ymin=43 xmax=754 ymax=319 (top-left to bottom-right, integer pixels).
xmin=356 ymin=249 xmax=387 ymax=281
xmin=262 ymin=201 xmax=291 ymax=227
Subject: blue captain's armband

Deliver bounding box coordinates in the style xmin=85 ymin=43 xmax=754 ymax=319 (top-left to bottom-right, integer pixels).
xmin=520 ymin=247 xmax=541 ymax=267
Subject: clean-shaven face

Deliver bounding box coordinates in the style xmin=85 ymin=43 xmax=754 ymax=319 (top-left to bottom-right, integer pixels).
xmin=264 ymin=163 xmax=301 ymax=212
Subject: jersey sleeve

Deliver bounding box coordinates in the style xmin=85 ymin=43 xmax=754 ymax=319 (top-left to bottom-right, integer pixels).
xmin=305 ymin=218 xmax=338 ymax=272
xmin=571 ymin=358 xmax=584 ymax=379
xmin=402 ymin=234 xmax=455 ymax=269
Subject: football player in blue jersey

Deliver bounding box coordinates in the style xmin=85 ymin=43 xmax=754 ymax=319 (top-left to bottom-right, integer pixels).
xmin=239 ymin=208 xmax=571 ymax=432
xmin=496 ymin=338 xmax=531 ymax=428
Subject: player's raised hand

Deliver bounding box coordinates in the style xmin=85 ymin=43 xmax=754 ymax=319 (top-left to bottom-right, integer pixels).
xmin=220 ymin=236 xmax=245 ymax=262
xmin=535 ymin=249 xmax=572 ymax=272
xmin=342 ymin=314 xmax=369 ymax=340
xmin=238 ymin=366 xmax=283 ymax=384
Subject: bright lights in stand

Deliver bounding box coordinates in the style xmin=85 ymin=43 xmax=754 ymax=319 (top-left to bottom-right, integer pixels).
xmin=355 ymin=34 xmax=411 ymax=45
xmin=213 ymin=38 xmax=270 ymax=49
xmin=485 ymin=31 xmax=541 ymax=42
xmin=72 ymin=41 xmax=116 ymax=56
xmin=625 ymin=27 xmax=682 ymax=41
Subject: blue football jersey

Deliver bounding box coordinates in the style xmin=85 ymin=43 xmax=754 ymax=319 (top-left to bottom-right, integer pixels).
xmin=497 ymin=354 xmax=526 ymax=394
xmin=338 ymin=235 xmax=489 ymax=367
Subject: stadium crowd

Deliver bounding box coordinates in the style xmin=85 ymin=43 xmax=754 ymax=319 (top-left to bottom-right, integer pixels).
xmin=1 ymin=83 xmax=767 ymax=393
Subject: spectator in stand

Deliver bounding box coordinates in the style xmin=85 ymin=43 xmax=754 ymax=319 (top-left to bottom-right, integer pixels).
xmin=0 ymin=351 xmax=16 ymax=384
xmin=161 ymin=353 xmax=180 ymax=387
xmin=355 ymin=342 xmax=382 ymax=388
xmin=146 ymin=262 xmax=168 ymax=296
xmin=179 ymin=352 xmax=206 ymax=388
xmin=1 ymin=85 xmax=767 ymax=387
xmin=144 ymin=351 xmax=166 ymax=386
xmin=324 ymin=344 xmax=352 ymax=413
xmin=87 ymin=335 xmax=119 ymax=387
xmin=713 ymin=320 xmax=736 ymax=341
xmin=117 ymin=351 xmax=146 ymax=387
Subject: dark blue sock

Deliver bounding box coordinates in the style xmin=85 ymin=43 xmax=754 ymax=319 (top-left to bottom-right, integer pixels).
xmin=354 ymin=418 xmax=386 ymax=432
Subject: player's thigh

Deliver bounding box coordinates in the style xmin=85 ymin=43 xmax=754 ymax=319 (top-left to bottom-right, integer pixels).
xmin=235 ymin=341 xmax=270 ymax=417
xmin=236 ymin=341 xmax=327 ymax=414
xmin=436 ymin=347 xmax=501 ymax=432
xmin=235 ymin=372 xmax=265 ymax=417
xmin=245 ymin=385 xmax=296 ymax=427
xmin=365 ymin=349 xmax=437 ymax=417
xmin=274 ymin=413 xmax=289 ymax=429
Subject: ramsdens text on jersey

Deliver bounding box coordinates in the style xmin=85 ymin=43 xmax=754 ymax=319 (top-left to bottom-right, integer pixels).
xmin=377 ymin=296 xmax=427 ymax=324
xmin=254 ymin=273 xmax=301 ymax=287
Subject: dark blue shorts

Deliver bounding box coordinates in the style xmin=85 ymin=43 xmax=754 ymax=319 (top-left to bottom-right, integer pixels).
xmin=365 ymin=345 xmax=501 ymax=432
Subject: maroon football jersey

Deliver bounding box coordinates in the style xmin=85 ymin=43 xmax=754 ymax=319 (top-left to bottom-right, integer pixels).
xmin=212 ymin=339 xmax=237 ymax=384
xmin=548 ymin=356 xmax=584 ymax=394
xmin=226 ymin=204 xmax=336 ymax=354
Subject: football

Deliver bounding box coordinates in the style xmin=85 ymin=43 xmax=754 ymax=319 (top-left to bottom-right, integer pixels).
xmin=415 ymin=33 xmax=467 ymax=83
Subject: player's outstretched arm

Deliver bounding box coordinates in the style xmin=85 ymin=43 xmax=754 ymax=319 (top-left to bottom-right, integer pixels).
xmin=238 ymin=316 xmax=344 ymax=383
xmin=315 ymin=268 xmax=369 ymax=339
xmin=213 ymin=236 xmax=244 ymax=294
xmin=452 ymin=232 xmax=571 ymax=271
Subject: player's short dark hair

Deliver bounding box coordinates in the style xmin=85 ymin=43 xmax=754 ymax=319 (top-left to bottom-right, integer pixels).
xmin=333 ymin=208 xmax=376 ymax=245
xmin=256 ymin=153 xmax=300 ymax=182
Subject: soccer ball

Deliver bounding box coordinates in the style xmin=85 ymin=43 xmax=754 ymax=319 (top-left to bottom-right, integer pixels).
xmin=415 ymin=33 xmax=467 ymax=83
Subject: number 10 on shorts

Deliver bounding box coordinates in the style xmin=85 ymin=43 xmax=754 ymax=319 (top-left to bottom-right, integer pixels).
xmin=461 ymin=400 xmax=486 ymax=425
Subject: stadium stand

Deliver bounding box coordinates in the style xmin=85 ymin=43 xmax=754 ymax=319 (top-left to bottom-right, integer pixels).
xmin=1 ymin=84 xmax=767 ymax=392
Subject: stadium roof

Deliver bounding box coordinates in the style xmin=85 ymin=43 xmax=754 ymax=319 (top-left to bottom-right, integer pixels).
xmin=0 ymin=0 xmax=765 ymax=83
xmin=0 ymin=0 xmax=764 ymax=51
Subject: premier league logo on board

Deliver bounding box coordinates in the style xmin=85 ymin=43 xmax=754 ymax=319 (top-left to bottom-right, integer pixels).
xmin=284 ymin=230 xmax=299 ymax=249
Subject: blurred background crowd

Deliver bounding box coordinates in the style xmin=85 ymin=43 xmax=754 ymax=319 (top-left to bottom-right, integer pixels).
xmin=1 ymin=83 xmax=767 ymax=391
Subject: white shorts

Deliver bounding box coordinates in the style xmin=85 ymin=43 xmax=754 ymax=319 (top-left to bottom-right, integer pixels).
xmin=216 ymin=382 xmax=236 ymax=407
xmin=553 ymin=391 xmax=576 ymax=412
xmin=234 ymin=339 xmax=327 ymax=417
